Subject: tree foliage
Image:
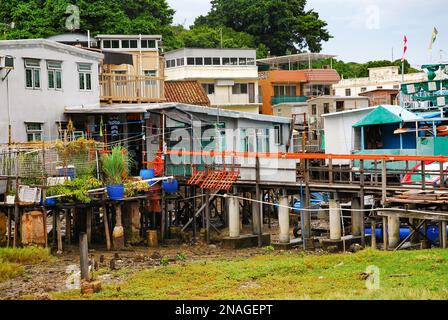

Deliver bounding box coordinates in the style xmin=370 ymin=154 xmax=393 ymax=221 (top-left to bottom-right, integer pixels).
xmin=0 ymin=0 xmax=175 ymax=39
xmin=194 ymin=0 xmax=331 ymax=56
xmin=164 ymin=25 xmax=268 ymax=58
xmin=310 ymin=59 xmax=420 ymax=79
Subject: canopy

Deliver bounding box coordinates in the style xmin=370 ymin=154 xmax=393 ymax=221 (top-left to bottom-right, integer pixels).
xmin=353 ymin=105 xmax=421 ymax=127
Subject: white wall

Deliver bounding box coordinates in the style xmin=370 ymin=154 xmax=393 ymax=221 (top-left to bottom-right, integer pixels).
xmin=165 ymin=65 xmax=259 ymax=81
xmin=0 ymin=42 xmax=101 ymax=143
xmin=323 ymin=109 xmax=373 ymax=165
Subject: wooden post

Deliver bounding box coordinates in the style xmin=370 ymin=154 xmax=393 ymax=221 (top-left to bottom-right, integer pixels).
xmin=381 ymin=160 xmax=387 ymax=205
xmin=371 ymin=219 xmax=377 ymax=249
xmin=86 ymin=208 xmax=92 ymax=245
xmin=328 ymin=158 xmax=333 ymax=184
xmin=103 ymin=205 xmax=111 ymax=251
xmin=6 ymin=207 xmax=11 ymax=248
xmin=65 ymin=209 xmax=71 ymax=245
xmin=440 ymin=161 xmax=445 ymax=189
xmin=13 ymin=203 xmax=19 ymax=248
xmin=56 ymin=210 xmax=63 ymax=254
xmin=382 ymin=216 xmax=389 ymax=251
xmin=43 ymin=209 xmax=48 ymax=248
xmin=205 ymin=191 xmax=211 ymax=244
xmin=79 ymin=232 xmax=89 ymax=281
xmin=303 ymin=159 xmax=312 ymax=247
xmin=421 ymin=161 xmax=426 ymax=191
xmin=374 ymin=160 xmax=378 ymax=186
xmin=441 ymin=221 xmax=447 ymax=249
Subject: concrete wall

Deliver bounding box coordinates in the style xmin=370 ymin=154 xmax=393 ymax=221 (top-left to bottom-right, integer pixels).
xmin=0 ymin=41 xmax=102 ymax=143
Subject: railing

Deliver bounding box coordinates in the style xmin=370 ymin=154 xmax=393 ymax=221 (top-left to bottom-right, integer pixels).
xmin=271 ymin=96 xmax=308 ymax=105
xmin=100 ymin=73 xmax=165 ymax=103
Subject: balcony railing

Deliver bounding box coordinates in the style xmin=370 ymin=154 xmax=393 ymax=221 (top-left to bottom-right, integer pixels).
xmin=100 ymin=73 xmax=165 ymax=104
xmin=271 ymin=96 xmax=308 ymax=105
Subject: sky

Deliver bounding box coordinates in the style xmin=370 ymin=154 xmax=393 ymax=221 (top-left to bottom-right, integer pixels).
xmin=166 ymin=0 xmax=448 ymax=68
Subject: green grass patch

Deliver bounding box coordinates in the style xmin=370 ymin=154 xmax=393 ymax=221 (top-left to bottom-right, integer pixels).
xmin=0 ymin=247 xmax=52 ymax=282
xmin=53 ymin=249 xmax=448 ymax=300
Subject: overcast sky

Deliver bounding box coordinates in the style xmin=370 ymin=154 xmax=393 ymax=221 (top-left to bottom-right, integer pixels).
xmin=166 ymin=0 xmax=448 ymax=67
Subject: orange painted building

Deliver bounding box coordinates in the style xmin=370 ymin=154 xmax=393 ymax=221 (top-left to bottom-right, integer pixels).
xmin=258 ymin=68 xmax=341 ymax=115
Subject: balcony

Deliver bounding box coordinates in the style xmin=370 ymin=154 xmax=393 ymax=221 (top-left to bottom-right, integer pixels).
xmin=208 ymin=94 xmax=261 ymax=106
xmin=100 ymin=73 xmax=165 ymax=104
xmin=271 ymin=96 xmax=308 ymax=105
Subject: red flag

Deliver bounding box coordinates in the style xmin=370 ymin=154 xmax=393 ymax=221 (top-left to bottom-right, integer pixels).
xmin=401 ymin=35 xmax=407 ymax=62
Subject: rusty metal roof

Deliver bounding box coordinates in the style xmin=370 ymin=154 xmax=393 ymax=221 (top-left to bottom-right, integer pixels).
xmin=303 ymin=69 xmax=341 ymax=83
xmin=165 ymin=81 xmax=210 ymax=107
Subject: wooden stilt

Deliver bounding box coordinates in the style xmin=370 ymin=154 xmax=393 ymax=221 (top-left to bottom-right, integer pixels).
xmin=86 ymin=208 xmax=92 ymax=245
xmin=13 ymin=203 xmax=18 ymax=248
xmin=103 ymin=205 xmax=111 ymax=251
xmin=382 ymin=216 xmax=389 ymax=251
xmin=65 ymin=209 xmax=71 ymax=245
xmin=56 ymin=210 xmax=63 ymax=253
xmin=205 ymin=191 xmax=211 ymax=244
xmin=6 ymin=207 xmax=11 ymax=247
xmin=442 ymin=221 xmax=447 ymax=249
xmin=371 ymin=219 xmax=376 ymax=249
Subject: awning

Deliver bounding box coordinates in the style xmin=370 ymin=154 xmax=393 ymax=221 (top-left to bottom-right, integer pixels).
xmin=353 ymin=105 xmax=422 ymax=127
xmin=103 ymin=50 xmax=133 ymax=66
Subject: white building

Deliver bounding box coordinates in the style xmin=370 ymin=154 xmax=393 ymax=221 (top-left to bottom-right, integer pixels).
xmin=333 ymin=66 xmax=427 ymax=97
xmin=322 ymin=108 xmax=375 ymax=165
xmin=0 ymin=39 xmax=103 ymax=143
xmin=164 ymin=48 xmax=261 ymax=114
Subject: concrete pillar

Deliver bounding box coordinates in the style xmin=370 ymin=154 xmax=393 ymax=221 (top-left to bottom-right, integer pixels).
xmin=228 ymin=196 xmax=240 ymax=238
xmin=351 ymin=197 xmax=362 ymax=237
xmin=278 ymin=196 xmax=290 ymax=243
xmin=387 ymin=216 xmax=400 ymax=249
xmin=252 ymin=197 xmax=261 ymax=235
xmin=329 ymin=199 xmax=342 ymax=240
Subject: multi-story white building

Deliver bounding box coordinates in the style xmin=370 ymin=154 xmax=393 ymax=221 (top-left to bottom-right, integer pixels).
xmin=0 ymin=39 xmax=103 ymax=143
xmin=164 ymin=48 xmax=261 ymax=113
xmin=333 ymin=66 xmax=427 ymax=97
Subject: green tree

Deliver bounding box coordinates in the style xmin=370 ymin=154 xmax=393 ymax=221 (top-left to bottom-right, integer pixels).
xmin=164 ymin=25 xmax=268 ymax=58
xmin=0 ymin=0 xmax=175 ymax=39
xmin=194 ymin=0 xmax=331 ymax=56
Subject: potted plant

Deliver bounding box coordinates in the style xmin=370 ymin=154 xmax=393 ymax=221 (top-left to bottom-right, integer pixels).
xmin=6 ymin=189 xmax=15 ymax=205
xmin=102 ymin=146 xmax=133 ymax=200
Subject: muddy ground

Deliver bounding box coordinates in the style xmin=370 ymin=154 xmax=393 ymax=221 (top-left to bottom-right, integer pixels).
xmin=0 ymin=242 xmax=280 ymax=300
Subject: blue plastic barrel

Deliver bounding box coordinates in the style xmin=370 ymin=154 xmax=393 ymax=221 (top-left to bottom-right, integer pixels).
xmin=58 ymin=166 xmax=75 ymax=180
xmin=45 ymin=198 xmax=57 ymax=206
xmin=365 ymin=226 xmax=444 ymax=242
xmin=107 ymin=184 xmax=125 ymax=200
xmin=140 ymin=169 xmax=155 ymax=180
xmin=162 ymin=179 xmax=179 ymax=193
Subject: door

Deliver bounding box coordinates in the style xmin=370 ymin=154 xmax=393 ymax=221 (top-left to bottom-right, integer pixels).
xmin=248 ymin=83 xmax=255 ymax=103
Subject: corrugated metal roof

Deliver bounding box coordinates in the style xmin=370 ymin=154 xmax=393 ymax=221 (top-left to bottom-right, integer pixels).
xmin=303 ymin=69 xmax=341 ymax=83
xmin=165 ymin=81 xmax=210 ymax=106
xmin=353 ymin=105 xmax=422 ymax=127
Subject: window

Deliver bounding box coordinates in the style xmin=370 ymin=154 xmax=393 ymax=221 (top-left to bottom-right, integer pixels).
xmin=304 ymin=84 xmax=331 ymax=96
xmin=246 ymin=58 xmax=255 ymax=65
xmin=47 ymin=60 xmax=62 ymax=90
xmin=202 ymin=83 xmax=215 ymax=95
xmin=24 ymin=58 xmax=41 ymax=89
xmin=78 ymin=63 xmax=92 ymax=91
xmin=223 ymin=57 xmax=237 ymax=65
xmin=176 ymin=58 xmax=184 ymax=66
xmin=195 ymin=57 xmax=203 ymax=65
xmin=336 ymin=101 xmax=345 ymax=112
xmin=121 ymin=39 xmax=138 ymax=49
xmin=345 ymin=88 xmax=351 ymax=96
xmin=239 ymin=57 xmax=247 ymax=65
xmin=311 ymin=104 xmax=317 ymax=115
xmin=274 ymin=125 xmax=283 ymax=145
xmin=103 ymin=40 xmax=111 ymax=48
xmin=274 ymin=85 xmax=297 ymax=97
xmin=144 ymin=70 xmax=157 ymax=85
xmin=204 ymin=57 xmax=212 ymax=65
xmin=361 ymin=87 xmax=367 ymax=93
xmin=141 ymin=39 xmax=156 ymax=49
xmin=26 ymin=123 xmax=43 ymax=142
xmin=187 ymin=57 xmax=195 ymax=65
xmin=212 ymin=57 xmax=221 ymax=65
xmin=323 ymin=103 xmax=330 ymax=114
xmin=111 ymin=40 xmax=120 ymax=49
xmin=232 ymin=83 xmax=248 ymax=94
xmin=166 ymin=59 xmax=176 ymax=68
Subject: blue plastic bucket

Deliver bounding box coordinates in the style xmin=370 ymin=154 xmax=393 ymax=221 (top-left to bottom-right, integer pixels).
xmin=162 ymin=179 xmax=179 ymax=193
xmin=45 ymin=198 xmax=57 ymax=206
xmin=107 ymin=184 xmax=125 ymax=200
xmin=140 ymin=169 xmax=155 ymax=180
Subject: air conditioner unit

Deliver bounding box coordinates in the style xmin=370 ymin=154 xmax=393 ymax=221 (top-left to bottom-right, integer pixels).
xmin=0 ymin=55 xmax=14 ymax=69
